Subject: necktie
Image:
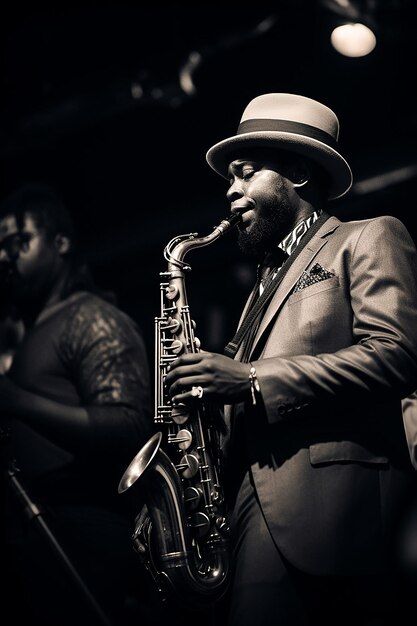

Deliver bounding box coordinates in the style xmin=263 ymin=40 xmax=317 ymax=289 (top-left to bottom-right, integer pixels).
xmin=258 ymin=248 xmax=288 ymax=293
xmin=233 ymin=249 xmax=288 ymax=363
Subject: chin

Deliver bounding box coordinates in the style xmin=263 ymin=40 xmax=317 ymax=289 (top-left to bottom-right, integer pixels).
xmin=237 ymin=230 xmax=266 ymax=259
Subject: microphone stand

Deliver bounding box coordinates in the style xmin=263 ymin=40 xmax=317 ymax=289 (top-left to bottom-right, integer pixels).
xmin=6 ymin=465 xmax=114 ymax=626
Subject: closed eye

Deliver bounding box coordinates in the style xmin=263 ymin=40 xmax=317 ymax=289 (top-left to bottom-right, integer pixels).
xmin=228 ymin=169 xmax=256 ymax=185
xmin=242 ymin=169 xmax=255 ymax=181
xmin=228 ymin=160 xmax=260 ymax=184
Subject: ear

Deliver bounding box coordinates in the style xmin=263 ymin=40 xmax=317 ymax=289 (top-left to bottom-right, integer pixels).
xmin=292 ymin=163 xmax=310 ymax=188
xmin=54 ymin=234 xmax=71 ymax=256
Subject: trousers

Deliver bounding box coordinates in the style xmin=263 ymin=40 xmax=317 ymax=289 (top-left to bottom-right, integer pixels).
xmin=225 ymin=469 xmax=404 ymax=626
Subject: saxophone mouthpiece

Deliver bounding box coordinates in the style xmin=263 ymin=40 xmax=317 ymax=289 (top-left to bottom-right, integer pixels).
xmin=227 ymin=212 xmax=243 ymax=227
xmin=215 ymin=212 xmax=242 ymax=234
xmin=213 ymin=213 xmax=242 ymax=237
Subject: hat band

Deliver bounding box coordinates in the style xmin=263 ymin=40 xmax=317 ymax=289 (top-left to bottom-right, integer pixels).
xmin=237 ymin=119 xmax=338 ymax=150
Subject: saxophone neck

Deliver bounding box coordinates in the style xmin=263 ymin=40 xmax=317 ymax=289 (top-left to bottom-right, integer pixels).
xmin=165 ymin=213 xmax=241 ymax=270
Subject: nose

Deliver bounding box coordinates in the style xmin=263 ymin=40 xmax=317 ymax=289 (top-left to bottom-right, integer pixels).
xmin=226 ymin=179 xmax=244 ymax=203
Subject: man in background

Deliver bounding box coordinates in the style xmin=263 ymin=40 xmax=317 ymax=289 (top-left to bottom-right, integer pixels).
xmin=0 ymin=183 xmax=154 ymax=626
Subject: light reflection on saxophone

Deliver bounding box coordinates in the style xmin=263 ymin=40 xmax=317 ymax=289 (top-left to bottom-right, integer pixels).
xmin=118 ymin=212 xmax=241 ymax=609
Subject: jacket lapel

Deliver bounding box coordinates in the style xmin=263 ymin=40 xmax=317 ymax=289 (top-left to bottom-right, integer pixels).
xmin=248 ymin=216 xmax=341 ymax=358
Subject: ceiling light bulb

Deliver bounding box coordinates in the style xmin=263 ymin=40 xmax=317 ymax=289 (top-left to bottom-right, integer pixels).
xmin=331 ymin=22 xmax=376 ymax=57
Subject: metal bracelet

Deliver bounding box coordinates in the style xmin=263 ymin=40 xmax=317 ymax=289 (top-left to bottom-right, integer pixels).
xmin=249 ymin=364 xmax=260 ymax=406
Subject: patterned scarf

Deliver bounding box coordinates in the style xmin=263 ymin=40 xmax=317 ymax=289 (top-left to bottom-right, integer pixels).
xmin=258 ymin=209 xmax=322 ymax=294
xmin=278 ymin=209 xmax=323 ymax=256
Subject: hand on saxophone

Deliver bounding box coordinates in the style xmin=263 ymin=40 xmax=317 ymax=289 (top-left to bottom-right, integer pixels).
xmin=165 ymin=351 xmax=252 ymax=406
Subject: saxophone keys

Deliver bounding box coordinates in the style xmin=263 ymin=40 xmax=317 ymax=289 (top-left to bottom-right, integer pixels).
xmin=184 ymin=486 xmax=202 ymax=511
xmin=178 ymin=454 xmax=199 ymax=479
xmin=211 ymin=489 xmax=224 ymax=505
xmin=215 ymin=516 xmax=229 ymax=534
xmin=171 ymin=404 xmax=190 ymax=424
xmin=163 ymin=316 xmax=181 ymax=333
xmin=191 ymin=511 xmax=211 ymax=537
xmin=165 ymin=284 xmax=179 ymax=300
xmin=171 ymin=428 xmax=192 ymax=450
xmin=194 ymin=336 xmax=201 ymax=350
xmin=170 ymin=339 xmax=183 ymax=354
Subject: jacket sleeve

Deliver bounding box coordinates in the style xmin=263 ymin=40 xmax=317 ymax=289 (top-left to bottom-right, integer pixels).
xmin=402 ymin=391 xmax=417 ymax=469
xmin=253 ymin=216 xmax=417 ymax=425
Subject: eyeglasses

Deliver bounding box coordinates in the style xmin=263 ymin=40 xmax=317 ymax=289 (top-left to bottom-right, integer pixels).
xmin=0 ymin=231 xmax=39 ymax=260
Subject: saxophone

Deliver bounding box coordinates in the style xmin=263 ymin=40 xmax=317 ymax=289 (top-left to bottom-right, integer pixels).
xmin=118 ymin=212 xmax=241 ymax=609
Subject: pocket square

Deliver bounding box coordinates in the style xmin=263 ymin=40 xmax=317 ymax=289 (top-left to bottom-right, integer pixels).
xmin=293 ymin=263 xmax=335 ymax=293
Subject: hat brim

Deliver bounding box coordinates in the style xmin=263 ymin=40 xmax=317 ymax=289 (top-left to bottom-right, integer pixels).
xmin=206 ymin=131 xmax=353 ymax=200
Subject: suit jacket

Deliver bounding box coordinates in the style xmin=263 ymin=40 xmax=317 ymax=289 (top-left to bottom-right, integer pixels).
xmin=402 ymin=390 xmax=417 ymax=470
xmin=225 ymin=214 xmax=417 ymax=576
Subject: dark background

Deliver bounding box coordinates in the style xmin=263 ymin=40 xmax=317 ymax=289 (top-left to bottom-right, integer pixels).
xmin=0 ymin=1 xmax=416 ymax=357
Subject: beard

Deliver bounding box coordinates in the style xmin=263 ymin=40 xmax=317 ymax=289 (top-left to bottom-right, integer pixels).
xmin=6 ymin=266 xmax=55 ymax=315
xmin=237 ymin=185 xmax=294 ymax=259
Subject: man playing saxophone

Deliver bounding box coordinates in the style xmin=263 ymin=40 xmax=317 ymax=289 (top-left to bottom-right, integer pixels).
xmin=164 ymin=93 xmax=417 ymax=625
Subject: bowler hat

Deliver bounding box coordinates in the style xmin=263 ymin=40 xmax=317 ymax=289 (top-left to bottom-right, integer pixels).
xmin=206 ymin=93 xmax=353 ymax=200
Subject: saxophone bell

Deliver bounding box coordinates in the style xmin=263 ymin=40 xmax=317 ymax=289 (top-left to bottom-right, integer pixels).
xmin=118 ymin=432 xmax=162 ymax=494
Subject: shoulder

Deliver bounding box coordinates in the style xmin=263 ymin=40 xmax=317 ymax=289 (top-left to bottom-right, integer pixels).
xmin=330 ymin=214 xmax=414 ymax=245
xmin=336 ymin=214 xmax=407 ymax=233
xmin=63 ymin=292 xmax=143 ymax=346
xmin=67 ymin=292 xmax=132 ymax=322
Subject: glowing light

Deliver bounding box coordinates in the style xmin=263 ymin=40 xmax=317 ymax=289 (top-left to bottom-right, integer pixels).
xmin=331 ymin=23 xmax=376 ymax=57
